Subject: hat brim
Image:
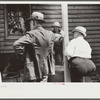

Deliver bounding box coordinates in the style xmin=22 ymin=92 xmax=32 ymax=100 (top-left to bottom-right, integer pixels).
xmin=27 ymin=17 xmax=46 ymax=23
xmin=72 ymin=29 xmax=87 ymax=37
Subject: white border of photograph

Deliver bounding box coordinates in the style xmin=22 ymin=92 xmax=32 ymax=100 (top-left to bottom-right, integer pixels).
xmin=0 ymin=1 xmax=100 ymax=98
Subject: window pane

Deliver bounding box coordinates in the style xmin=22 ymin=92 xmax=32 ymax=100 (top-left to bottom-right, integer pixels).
xmin=7 ymin=4 xmax=30 ymax=36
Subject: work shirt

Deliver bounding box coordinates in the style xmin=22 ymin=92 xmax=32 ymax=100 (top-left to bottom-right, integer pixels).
xmin=60 ymin=30 xmax=65 ymax=37
xmin=54 ymin=30 xmax=65 ymax=41
xmin=65 ymin=36 xmax=92 ymax=60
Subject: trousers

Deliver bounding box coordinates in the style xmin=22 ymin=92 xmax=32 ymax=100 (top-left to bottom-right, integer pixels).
xmin=69 ymin=57 xmax=96 ymax=82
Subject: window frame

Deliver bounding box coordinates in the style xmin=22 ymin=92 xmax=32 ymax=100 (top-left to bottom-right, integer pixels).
xmin=4 ymin=4 xmax=31 ymax=40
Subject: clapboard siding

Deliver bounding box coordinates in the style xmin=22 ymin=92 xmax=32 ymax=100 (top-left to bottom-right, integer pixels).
xmin=31 ymin=4 xmax=62 ymax=30
xmin=69 ymin=22 xmax=100 ymax=27
xmin=68 ymin=4 xmax=100 ymax=68
xmin=0 ymin=4 xmax=62 ymax=71
xmin=69 ymin=14 xmax=100 ymax=18
xmin=0 ymin=5 xmax=5 ymax=53
xmin=69 ymin=31 xmax=100 ymax=35
xmin=32 ymin=4 xmax=61 ymax=10
xmin=68 ymin=4 xmax=100 ymax=9
xmin=69 ymin=18 xmax=100 ymax=23
xmin=69 ymin=10 xmax=100 ymax=14
xmin=0 ymin=4 xmax=62 ymax=53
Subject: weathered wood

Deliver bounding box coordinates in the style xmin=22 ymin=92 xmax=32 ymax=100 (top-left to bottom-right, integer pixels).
xmin=68 ymin=5 xmax=100 ymax=10
xmin=69 ymin=18 xmax=100 ymax=23
xmin=0 ymin=46 xmax=13 ymax=50
xmin=45 ymin=19 xmax=61 ymax=22
xmin=0 ymin=15 xmax=4 ymax=19
xmin=32 ymin=4 xmax=61 ymax=16
xmin=90 ymin=43 xmax=100 ymax=47
xmin=87 ymin=39 xmax=100 ymax=43
xmin=68 ymin=4 xmax=100 ymax=69
xmin=68 ymin=9 xmax=100 ymax=14
xmin=87 ymin=31 xmax=100 ymax=34
xmin=95 ymin=63 xmax=100 ymax=67
xmin=86 ymin=35 xmax=100 ymax=39
xmin=0 ymin=10 xmax=3 ymax=14
xmin=92 ymin=51 xmax=100 ymax=54
xmin=0 ymin=5 xmax=3 ymax=10
xmin=92 ymin=55 xmax=100 ymax=59
xmin=32 ymin=4 xmax=61 ymax=10
xmin=0 ymin=42 xmax=4 ymax=46
xmin=32 ymin=9 xmax=61 ymax=15
xmin=4 ymin=42 xmax=14 ymax=46
xmin=0 ymin=28 xmax=4 ymax=33
xmin=69 ymin=30 xmax=100 ymax=34
xmin=92 ymin=47 xmax=100 ymax=51
xmin=0 ymin=32 xmax=4 ymax=36
xmin=0 ymin=19 xmax=4 ymax=24
xmin=0 ymin=50 xmax=14 ymax=53
xmin=69 ymin=26 xmax=100 ymax=31
xmin=0 ymin=4 xmax=62 ymax=54
xmin=0 ymin=24 xmax=4 ymax=28
xmin=31 ymin=4 xmax=62 ymax=31
xmin=45 ymin=15 xmax=62 ymax=19
xmin=69 ymin=22 xmax=100 ymax=27
xmin=92 ymin=59 xmax=100 ymax=63
xmin=0 ymin=37 xmax=4 ymax=41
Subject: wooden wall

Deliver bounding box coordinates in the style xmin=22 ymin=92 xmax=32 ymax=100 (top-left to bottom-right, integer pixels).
xmin=68 ymin=4 xmax=100 ymax=70
xmin=0 ymin=4 xmax=6 ymax=53
xmin=0 ymin=4 xmax=62 ymax=54
xmin=0 ymin=4 xmax=62 ymax=71
xmin=31 ymin=4 xmax=62 ymax=31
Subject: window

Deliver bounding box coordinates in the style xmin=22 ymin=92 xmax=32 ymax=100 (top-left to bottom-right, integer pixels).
xmin=5 ymin=4 xmax=30 ymax=39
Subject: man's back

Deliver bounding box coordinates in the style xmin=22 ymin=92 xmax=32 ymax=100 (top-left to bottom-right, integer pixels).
xmin=27 ymin=26 xmax=54 ymax=58
xmin=13 ymin=26 xmax=55 ymax=81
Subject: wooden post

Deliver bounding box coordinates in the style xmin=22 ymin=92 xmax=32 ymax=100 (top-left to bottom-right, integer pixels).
xmin=61 ymin=4 xmax=71 ymax=82
xmin=0 ymin=72 xmax=2 ymax=82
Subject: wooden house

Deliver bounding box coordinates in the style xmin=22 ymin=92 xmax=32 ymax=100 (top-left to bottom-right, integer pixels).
xmin=68 ymin=4 xmax=100 ymax=74
xmin=0 ymin=4 xmax=63 ymax=73
xmin=0 ymin=3 xmax=100 ymax=81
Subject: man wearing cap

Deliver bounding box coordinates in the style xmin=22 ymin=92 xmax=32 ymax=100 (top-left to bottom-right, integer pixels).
xmin=65 ymin=26 xmax=96 ymax=82
xmin=13 ymin=12 xmax=56 ymax=82
xmin=52 ymin=22 xmax=65 ymax=65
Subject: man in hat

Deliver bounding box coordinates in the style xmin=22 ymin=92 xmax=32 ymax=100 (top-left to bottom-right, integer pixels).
xmin=52 ymin=22 xmax=65 ymax=65
xmin=13 ymin=12 xmax=56 ymax=82
xmin=65 ymin=26 xmax=96 ymax=82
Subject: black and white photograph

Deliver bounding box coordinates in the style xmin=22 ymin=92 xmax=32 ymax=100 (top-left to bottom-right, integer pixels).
xmin=0 ymin=3 xmax=65 ymax=83
xmin=0 ymin=1 xmax=100 ymax=98
xmin=0 ymin=2 xmax=100 ymax=83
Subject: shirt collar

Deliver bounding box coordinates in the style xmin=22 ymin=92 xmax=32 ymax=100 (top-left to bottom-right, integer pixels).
xmin=76 ymin=36 xmax=84 ymax=39
xmin=33 ymin=26 xmax=44 ymax=31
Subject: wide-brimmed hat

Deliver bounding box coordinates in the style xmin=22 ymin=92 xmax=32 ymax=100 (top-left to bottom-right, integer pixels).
xmin=72 ymin=26 xmax=87 ymax=37
xmin=27 ymin=12 xmax=46 ymax=23
xmin=52 ymin=22 xmax=61 ymax=27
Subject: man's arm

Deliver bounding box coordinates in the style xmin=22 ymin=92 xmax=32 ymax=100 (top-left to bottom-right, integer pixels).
xmin=54 ymin=34 xmax=63 ymax=42
xmin=65 ymin=40 xmax=75 ymax=60
xmin=13 ymin=33 xmax=34 ymax=55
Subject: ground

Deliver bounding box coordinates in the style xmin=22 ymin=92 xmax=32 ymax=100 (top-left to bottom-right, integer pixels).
xmin=85 ymin=74 xmax=100 ymax=82
xmin=2 ymin=65 xmax=100 ymax=82
xmin=48 ymin=65 xmax=64 ymax=82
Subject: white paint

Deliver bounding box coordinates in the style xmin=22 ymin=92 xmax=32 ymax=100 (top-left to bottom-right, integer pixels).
xmin=61 ymin=4 xmax=71 ymax=82
xmin=0 ymin=72 xmax=2 ymax=82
